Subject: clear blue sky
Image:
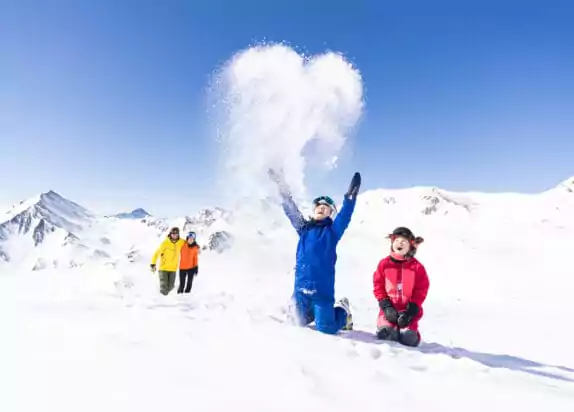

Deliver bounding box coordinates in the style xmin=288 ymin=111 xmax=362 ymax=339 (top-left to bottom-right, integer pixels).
xmin=1 ymin=0 xmax=573 ymax=216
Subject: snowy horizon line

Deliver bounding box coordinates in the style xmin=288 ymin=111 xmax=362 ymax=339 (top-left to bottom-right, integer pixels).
xmin=2 ymin=174 xmax=572 ymax=219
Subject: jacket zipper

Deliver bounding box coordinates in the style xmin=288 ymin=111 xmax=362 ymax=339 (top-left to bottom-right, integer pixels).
xmin=397 ymin=263 xmax=404 ymax=305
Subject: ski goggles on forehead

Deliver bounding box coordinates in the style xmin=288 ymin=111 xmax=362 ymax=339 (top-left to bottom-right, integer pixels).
xmin=313 ymin=196 xmax=335 ymax=207
xmin=186 ymin=232 xmax=196 ymax=239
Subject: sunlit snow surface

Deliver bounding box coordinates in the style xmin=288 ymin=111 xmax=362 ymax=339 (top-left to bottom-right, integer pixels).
xmin=2 ymin=185 xmax=574 ymax=411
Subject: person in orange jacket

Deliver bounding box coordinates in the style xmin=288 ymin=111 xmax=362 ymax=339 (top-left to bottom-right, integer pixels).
xmin=178 ymin=231 xmax=200 ymax=294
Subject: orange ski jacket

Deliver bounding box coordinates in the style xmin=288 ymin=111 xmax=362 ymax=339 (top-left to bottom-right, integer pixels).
xmin=180 ymin=243 xmax=199 ymax=270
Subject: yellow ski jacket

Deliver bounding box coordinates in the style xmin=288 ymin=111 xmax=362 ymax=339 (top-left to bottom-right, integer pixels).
xmin=151 ymin=238 xmax=185 ymax=272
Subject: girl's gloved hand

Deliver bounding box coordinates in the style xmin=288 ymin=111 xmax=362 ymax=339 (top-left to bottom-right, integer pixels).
xmin=379 ymin=298 xmax=398 ymax=324
xmin=397 ymin=302 xmax=420 ymax=328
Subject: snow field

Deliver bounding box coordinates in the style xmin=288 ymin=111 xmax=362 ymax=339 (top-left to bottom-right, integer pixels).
xmin=2 ymin=226 xmax=573 ymax=412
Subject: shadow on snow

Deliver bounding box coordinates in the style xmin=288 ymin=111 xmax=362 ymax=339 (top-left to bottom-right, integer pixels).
xmin=341 ymin=329 xmax=574 ymax=383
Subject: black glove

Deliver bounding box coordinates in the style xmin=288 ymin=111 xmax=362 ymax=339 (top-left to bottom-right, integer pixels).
xmin=397 ymin=302 xmax=420 ymax=328
xmin=346 ymin=172 xmax=361 ymax=199
xmin=150 ymin=264 xmax=156 ymax=273
xmin=378 ymin=298 xmax=398 ymax=324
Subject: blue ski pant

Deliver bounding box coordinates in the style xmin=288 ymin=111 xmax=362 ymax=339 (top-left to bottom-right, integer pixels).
xmin=292 ymin=290 xmax=347 ymax=335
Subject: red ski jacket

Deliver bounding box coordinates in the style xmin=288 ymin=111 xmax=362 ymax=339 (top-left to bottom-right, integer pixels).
xmin=373 ymin=255 xmax=430 ymax=328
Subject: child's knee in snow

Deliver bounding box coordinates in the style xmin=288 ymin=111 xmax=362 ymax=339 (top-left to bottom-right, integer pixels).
xmin=294 ymin=312 xmax=314 ymax=326
xmin=376 ymin=326 xmax=399 ymax=341
xmin=399 ymin=330 xmax=420 ymax=347
xmin=315 ymin=322 xmax=338 ymax=335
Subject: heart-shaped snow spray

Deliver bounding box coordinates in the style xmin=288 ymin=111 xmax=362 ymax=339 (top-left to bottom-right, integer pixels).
xmin=210 ymin=43 xmax=364 ymax=203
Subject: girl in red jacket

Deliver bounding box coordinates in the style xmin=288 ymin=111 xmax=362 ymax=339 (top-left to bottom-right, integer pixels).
xmin=373 ymin=227 xmax=429 ymax=347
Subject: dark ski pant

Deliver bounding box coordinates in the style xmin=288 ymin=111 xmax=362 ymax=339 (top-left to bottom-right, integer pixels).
xmin=177 ymin=267 xmax=198 ymax=294
xmin=292 ymin=290 xmax=347 ymax=335
xmin=158 ymin=271 xmax=176 ymax=295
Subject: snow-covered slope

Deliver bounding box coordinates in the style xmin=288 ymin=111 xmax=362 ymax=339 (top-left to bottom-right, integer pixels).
xmin=554 ymin=175 xmax=574 ymax=193
xmin=0 ymin=182 xmax=573 ymax=412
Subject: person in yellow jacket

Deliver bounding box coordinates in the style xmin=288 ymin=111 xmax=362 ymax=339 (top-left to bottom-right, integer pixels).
xmin=150 ymin=226 xmax=185 ymax=295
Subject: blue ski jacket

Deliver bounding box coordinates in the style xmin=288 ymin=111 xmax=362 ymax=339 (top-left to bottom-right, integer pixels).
xmin=279 ymin=190 xmax=356 ymax=300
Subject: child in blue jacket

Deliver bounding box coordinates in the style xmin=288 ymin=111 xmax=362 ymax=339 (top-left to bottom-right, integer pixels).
xmin=269 ymin=169 xmax=361 ymax=335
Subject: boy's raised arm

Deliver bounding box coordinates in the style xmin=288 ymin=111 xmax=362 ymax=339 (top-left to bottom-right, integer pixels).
xmin=332 ymin=172 xmax=361 ymax=240
xmin=268 ymin=168 xmax=305 ymax=234
xmin=332 ymin=196 xmax=356 ymax=239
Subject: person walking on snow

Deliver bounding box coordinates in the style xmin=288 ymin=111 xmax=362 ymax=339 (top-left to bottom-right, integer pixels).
xmin=151 ymin=227 xmax=185 ymax=295
xmin=373 ymin=227 xmax=429 ymax=347
xmin=178 ymin=231 xmax=200 ymax=294
xmin=268 ymin=168 xmax=361 ymax=335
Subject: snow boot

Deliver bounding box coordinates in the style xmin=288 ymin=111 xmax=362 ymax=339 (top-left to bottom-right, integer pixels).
xmin=335 ymin=297 xmax=353 ymax=331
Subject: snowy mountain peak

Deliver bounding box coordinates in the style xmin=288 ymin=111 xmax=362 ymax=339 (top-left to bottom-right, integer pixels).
xmin=185 ymin=207 xmax=233 ymax=227
xmin=4 ymin=190 xmax=92 ymax=223
xmin=0 ymin=190 xmax=94 ymax=264
xmin=42 ymin=189 xmax=60 ymax=198
xmin=557 ymin=176 xmax=574 ymax=192
xmin=111 ymin=208 xmax=151 ymax=219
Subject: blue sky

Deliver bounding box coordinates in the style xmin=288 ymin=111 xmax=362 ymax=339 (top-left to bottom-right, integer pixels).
xmin=1 ymin=0 xmax=573 ymax=216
